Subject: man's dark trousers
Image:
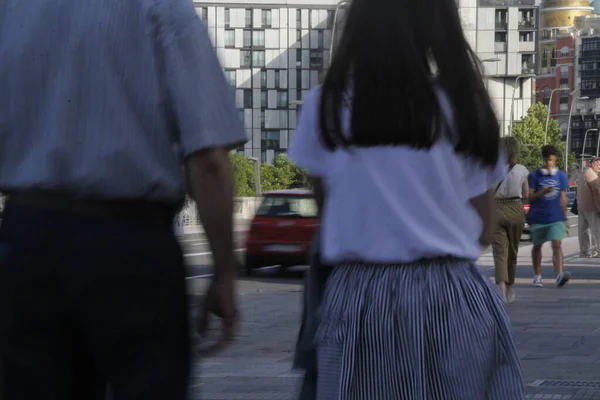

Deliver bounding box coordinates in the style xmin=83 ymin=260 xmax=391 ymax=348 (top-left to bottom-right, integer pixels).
xmin=0 ymin=199 xmax=190 ymax=400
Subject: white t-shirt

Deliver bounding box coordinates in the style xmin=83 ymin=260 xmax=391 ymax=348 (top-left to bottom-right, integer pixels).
xmin=494 ymin=164 xmax=529 ymax=199
xmin=288 ymin=86 xmax=505 ymax=264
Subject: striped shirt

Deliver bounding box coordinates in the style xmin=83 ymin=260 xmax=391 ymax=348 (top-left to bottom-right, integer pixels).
xmin=0 ymin=0 xmax=246 ymax=203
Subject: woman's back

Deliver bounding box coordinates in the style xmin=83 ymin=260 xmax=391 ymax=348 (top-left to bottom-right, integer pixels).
xmin=289 ymin=87 xmax=504 ymax=264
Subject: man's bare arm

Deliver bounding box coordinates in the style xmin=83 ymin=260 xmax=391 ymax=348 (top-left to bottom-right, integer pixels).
xmin=560 ymin=191 xmax=568 ymax=220
xmin=185 ymin=148 xmax=236 ymax=279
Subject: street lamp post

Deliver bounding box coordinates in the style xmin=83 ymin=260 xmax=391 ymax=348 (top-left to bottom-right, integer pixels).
xmin=565 ymin=89 xmax=588 ymax=172
xmin=509 ymin=74 xmax=536 ymax=136
xmin=544 ymin=87 xmax=570 ymax=145
xmin=482 ymin=58 xmax=501 ymax=90
xmin=248 ymin=157 xmax=261 ymax=196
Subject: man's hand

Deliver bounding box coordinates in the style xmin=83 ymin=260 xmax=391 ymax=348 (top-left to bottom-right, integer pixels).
xmin=185 ymin=148 xmax=239 ymax=356
xmin=542 ymin=186 xmax=554 ymax=194
xmin=565 ymin=222 xmax=571 ymax=237
xmin=197 ymin=273 xmax=239 ymax=356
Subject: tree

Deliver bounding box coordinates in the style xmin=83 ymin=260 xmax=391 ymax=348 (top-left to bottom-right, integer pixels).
xmin=512 ymin=103 xmax=575 ymax=175
xmin=230 ymin=152 xmax=256 ymax=197
xmin=231 ymin=152 xmax=310 ymax=196
xmin=260 ymin=153 xmax=296 ymax=191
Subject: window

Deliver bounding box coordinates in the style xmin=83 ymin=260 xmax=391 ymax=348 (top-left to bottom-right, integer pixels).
xmin=243 ymin=30 xmax=252 ymax=47
xmin=296 ymin=9 xmax=302 ymax=26
xmin=224 ymin=70 xmax=236 ymax=87
xmin=260 ymin=130 xmax=281 ymax=151
xmin=275 ymin=70 xmax=281 ymax=88
xmin=297 ymin=68 xmax=302 ymax=89
xmin=240 ymin=50 xmax=251 ymax=67
xmin=261 ymin=10 xmax=272 ymax=28
xmin=260 ymin=70 xmax=267 ymax=88
xmin=560 ymin=83 xmax=568 ymax=97
xmin=261 ymin=90 xmax=268 ymax=108
xmin=544 ymin=87 xmax=551 ymax=99
xmin=494 ymin=32 xmax=507 ymax=43
xmin=261 ymin=110 xmax=266 ymax=128
xmin=296 ymin=48 xmax=302 ymax=66
xmin=253 ymin=51 xmax=265 ymax=67
xmin=296 ymin=29 xmax=302 ymax=43
xmin=519 ymin=32 xmax=534 ymax=42
xmin=245 ymin=9 xmax=252 ymax=27
xmin=256 ymin=195 xmax=318 ymax=218
xmin=318 ymin=31 xmax=325 ymax=49
xmin=561 ymin=47 xmax=569 ymax=57
xmin=253 ymin=30 xmax=265 ymax=47
xmin=200 ymin=7 xmax=208 ymax=22
xmin=541 ymin=48 xmax=548 ymax=65
xmin=224 ymin=29 xmax=235 ymax=48
xmin=224 ymin=8 xmax=230 ymax=27
xmin=495 ymin=9 xmax=507 ymax=29
xmin=277 ymin=91 xmax=288 ymax=108
xmin=310 ymin=50 xmax=324 ymax=69
xmin=243 ymin=90 xmax=253 ymax=108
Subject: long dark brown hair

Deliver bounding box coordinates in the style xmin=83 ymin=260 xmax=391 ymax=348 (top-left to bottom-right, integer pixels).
xmin=319 ymin=0 xmax=500 ymax=167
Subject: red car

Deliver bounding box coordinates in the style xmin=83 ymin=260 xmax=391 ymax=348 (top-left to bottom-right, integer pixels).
xmin=244 ymin=190 xmax=319 ymax=275
xmin=522 ymin=200 xmax=531 ymax=241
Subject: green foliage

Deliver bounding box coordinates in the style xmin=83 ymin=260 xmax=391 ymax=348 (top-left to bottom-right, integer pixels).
xmin=512 ymin=103 xmax=575 ymax=174
xmin=230 ymin=152 xmax=309 ymax=196
xmin=229 ymin=152 xmax=256 ymax=197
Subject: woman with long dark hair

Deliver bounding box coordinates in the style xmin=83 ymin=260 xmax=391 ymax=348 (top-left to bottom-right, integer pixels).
xmin=288 ymin=0 xmax=523 ymax=398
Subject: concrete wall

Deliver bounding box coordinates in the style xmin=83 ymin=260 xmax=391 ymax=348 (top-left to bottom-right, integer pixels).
xmin=178 ymin=197 xmax=262 ymax=234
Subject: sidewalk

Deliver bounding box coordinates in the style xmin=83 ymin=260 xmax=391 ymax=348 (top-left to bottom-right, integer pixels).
xmin=188 ymin=237 xmax=600 ymax=399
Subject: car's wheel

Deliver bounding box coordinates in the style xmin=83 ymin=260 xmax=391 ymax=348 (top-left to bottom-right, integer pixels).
xmin=244 ymin=256 xmax=260 ymax=276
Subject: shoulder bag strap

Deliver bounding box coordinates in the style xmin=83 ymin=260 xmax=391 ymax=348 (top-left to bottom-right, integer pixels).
xmin=494 ymin=164 xmax=517 ymax=195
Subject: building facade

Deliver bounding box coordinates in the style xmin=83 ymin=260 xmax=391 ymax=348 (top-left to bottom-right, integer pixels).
xmin=194 ymin=0 xmax=538 ymax=163
xmin=536 ymin=33 xmax=576 ymax=135
xmin=570 ymin=15 xmax=600 ymax=158
xmin=193 ymin=1 xmax=337 ymax=164
xmin=536 ymin=0 xmax=592 ymax=141
xmin=459 ymin=0 xmax=538 ymax=136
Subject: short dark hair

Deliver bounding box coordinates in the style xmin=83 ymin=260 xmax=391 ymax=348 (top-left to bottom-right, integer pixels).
xmin=319 ymin=0 xmax=500 ymax=167
xmin=541 ymin=145 xmax=558 ymax=159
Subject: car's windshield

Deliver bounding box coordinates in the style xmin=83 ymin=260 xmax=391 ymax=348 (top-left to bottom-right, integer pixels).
xmin=256 ymin=196 xmax=318 ymax=218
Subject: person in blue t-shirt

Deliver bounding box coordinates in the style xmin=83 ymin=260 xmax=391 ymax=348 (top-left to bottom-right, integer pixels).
xmin=527 ymin=145 xmax=571 ymax=288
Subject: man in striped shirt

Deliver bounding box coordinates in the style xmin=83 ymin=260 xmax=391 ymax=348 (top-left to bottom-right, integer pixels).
xmin=0 ymin=0 xmax=246 ymax=399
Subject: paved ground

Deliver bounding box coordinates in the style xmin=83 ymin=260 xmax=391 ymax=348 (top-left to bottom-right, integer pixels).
xmin=185 ymin=234 xmax=600 ymax=400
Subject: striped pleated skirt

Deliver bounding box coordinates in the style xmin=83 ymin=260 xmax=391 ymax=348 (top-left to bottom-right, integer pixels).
xmin=315 ymin=257 xmax=523 ymax=400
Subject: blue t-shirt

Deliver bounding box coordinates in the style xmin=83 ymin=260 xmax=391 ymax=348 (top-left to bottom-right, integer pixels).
xmin=527 ymin=169 xmax=568 ymax=225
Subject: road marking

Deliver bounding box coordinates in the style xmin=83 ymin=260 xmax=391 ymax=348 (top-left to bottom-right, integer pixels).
xmin=184 ymin=249 xmax=244 ymax=257
xmin=185 ymin=265 xmax=281 ymax=280
xmin=185 ymin=274 xmax=212 ymax=280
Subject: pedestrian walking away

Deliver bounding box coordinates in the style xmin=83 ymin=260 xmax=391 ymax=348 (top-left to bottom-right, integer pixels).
xmin=0 ymin=1 xmax=246 ymax=399
xmin=577 ymin=157 xmax=600 ymax=257
xmin=288 ymin=0 xmax=523 ymax=398
xmin=527 ymin=145 xmax=571 ymax=288
xmin=491 ymin=137 xmax=529 ymax=304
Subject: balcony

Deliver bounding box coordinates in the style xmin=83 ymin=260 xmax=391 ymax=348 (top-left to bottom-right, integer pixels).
xmin=581 ymin=88 xmax=600 ymax=98
xmin=518 ymin=41 xmax=536 ymax=52
xmin=580 ymin=49 xmax=600 ymax=58
xmin=518 ymin=20 xmax=535 ymax=30
xmin=522 ymin=66 xmax=536 ymax=74
xmin=580 ymin=69 xmax=600 ymax=78
xmin=495 ymin=42 xmax=507 ymax=53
